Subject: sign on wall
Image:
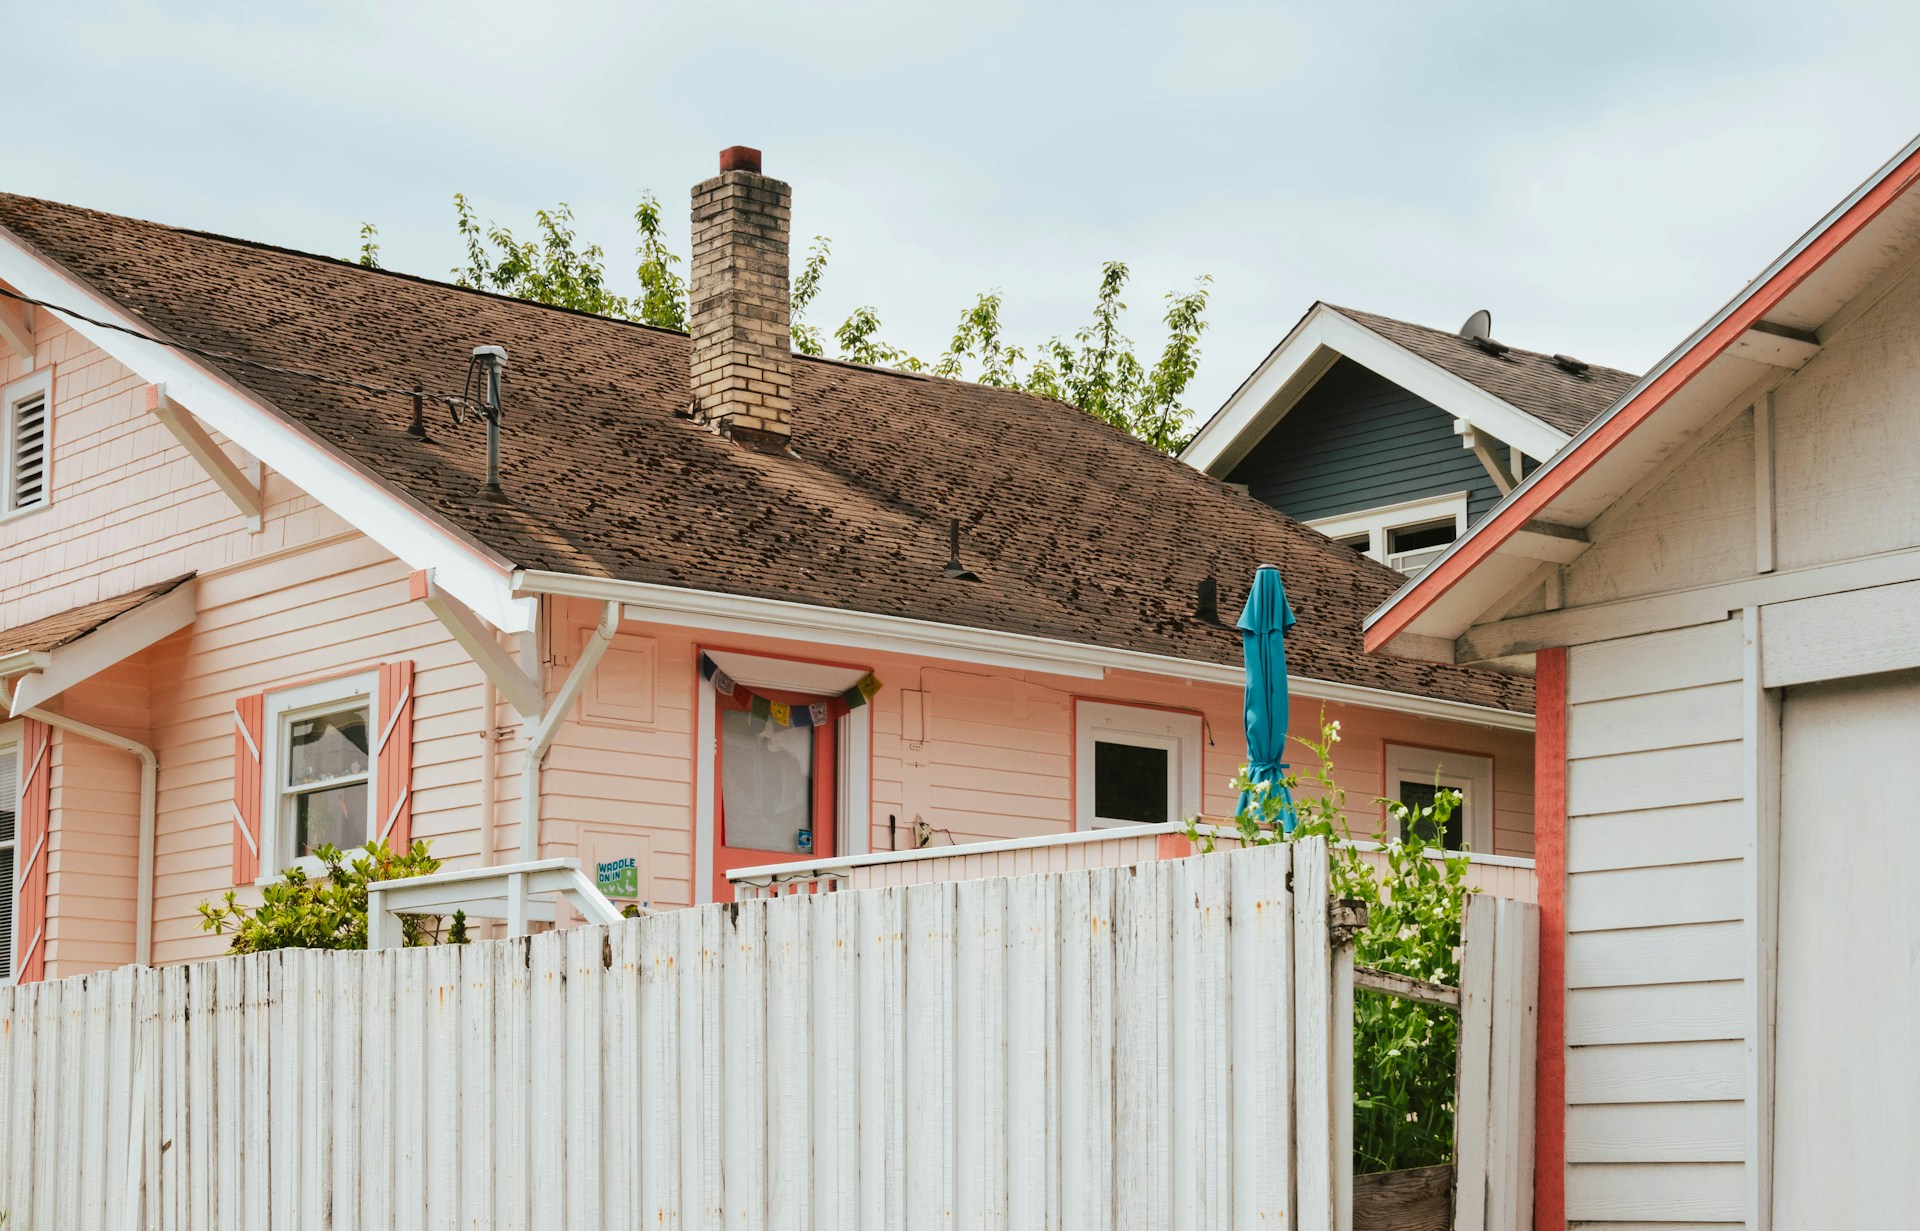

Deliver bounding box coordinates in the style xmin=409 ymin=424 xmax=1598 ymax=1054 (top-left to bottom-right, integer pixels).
xmin=596 ymin=856 xmax=639 ymax=900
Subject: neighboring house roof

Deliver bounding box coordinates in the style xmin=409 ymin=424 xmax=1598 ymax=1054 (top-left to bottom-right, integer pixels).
xmin=1182 ymin=301 xmax=1639 ymax=476
xmin=1366 ymin=133 xmax=1920 ymax=657
xmin=1329 ymin=307 xmax=1639 ymax=436
xmin=0 ymin=193 xmax=1532 ymax=716
xmin=0 ymin=574 xmax=193 ymax=656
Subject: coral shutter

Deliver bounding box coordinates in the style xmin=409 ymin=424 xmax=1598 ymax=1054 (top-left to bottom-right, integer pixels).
xmin=376 ymin=661 xmax=415 ymax=851
xmin=15 ymin=719 xmax=50 ymax=983
xmin=232 ymin=693 xmax=265 ymax=884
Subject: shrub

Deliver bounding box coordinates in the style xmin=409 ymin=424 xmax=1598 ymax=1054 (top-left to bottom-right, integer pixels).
xmin=198 ymin=839 xmax=468 ymax=953
xmin=1192 ymin=717 xmax=1471 ymax=1174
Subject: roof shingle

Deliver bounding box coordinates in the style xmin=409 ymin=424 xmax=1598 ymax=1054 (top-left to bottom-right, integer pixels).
xmin=0 ymin=194 xmax=1531 ymax=715
xmin=1329 ymin=305 xmax=1638 ymax=435
xmin=0 ymin=574 xmax=194 ymax=657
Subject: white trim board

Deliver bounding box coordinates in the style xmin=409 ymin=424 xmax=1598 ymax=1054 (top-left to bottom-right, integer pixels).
xmin=0 ymin=228 xmax=533 ymax=634
xmin=1182 ymin=304 xmax=1570 ymax=476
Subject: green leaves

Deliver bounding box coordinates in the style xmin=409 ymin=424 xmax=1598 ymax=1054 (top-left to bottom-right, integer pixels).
xmin=197 ymin=839 xmax=458 ymax=953
xmin=354 ymin=223 xmax=381 ymax=270
xmin=406 ymin=196 xmax=1212 ymax=453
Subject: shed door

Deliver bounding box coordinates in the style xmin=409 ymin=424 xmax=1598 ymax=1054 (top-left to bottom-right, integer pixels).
xmin=1776 ymin=669 xmax=1920 ymax=1227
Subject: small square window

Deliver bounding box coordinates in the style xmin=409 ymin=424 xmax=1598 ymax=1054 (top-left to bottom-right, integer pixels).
xmin=1076 ymin=702 xmax=1201 ymax=830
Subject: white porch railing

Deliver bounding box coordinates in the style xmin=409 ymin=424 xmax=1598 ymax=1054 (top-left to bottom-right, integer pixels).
xmin=365 ymin=857 xmax=629 ymax=947
xmin=728 ymin=821 xmax=1538 ymax=903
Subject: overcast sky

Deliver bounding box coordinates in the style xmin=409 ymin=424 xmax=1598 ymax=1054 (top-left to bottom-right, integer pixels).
xmin=6 ymin=1 xmax=1919 ymax=420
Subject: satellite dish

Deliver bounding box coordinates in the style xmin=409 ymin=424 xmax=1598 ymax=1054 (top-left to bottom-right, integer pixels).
xmin=1458 ymin=309 xmax=1493 ymax=341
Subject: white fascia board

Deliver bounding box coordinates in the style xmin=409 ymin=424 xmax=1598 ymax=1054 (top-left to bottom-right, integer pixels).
xmin=0 ymin=230 xmax=533 ymax=634
xmin=1181 ymin=306 xmax=1334 ymax=473
xmin=8 ymin=577 xmax=198 ymax=715
xmin=1181 ymin=304 xmax=1570 ymax=476
xmin=516 ymin=569 xmax=1534 ymax=732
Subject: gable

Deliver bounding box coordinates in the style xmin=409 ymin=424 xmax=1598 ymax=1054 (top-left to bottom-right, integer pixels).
xmin=1225 ymin=357 xmax=1508 ymax=525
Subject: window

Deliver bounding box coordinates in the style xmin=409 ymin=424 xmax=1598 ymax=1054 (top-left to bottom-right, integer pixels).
xmin=1076 ymin=701 xmax=1203 ymax=829
xmin=1384 ymin=744 xmax=1494 ymax=854
xmin=1305 ymin=492 xmax=1469 ymax=576
xmin=0 ymin=737 xmax=15 ymax=983
xmin=260 ymin=673 xmax=378 ymax=870
xmin=1 ymin=369 xmax=51 ymax=518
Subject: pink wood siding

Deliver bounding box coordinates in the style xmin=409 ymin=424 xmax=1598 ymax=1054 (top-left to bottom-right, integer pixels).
xmin=144 ymin=538 xmax=489 ymax=963
xmin=0 ymin=316 xmax=347 ymax=635
xmin=43 ymin=660 xmax=145 ymax=978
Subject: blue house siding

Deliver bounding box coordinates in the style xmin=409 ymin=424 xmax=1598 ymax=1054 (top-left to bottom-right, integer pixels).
xmin=1224 ymin=357 xmax=1508 ymax=526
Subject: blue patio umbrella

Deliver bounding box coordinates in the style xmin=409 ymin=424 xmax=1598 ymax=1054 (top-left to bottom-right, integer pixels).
xmin=1236 ymin=565 xmax=1298 ymax=832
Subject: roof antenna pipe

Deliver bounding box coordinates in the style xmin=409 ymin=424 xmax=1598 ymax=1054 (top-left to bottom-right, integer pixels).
xmin=472 ymin=345 xmax=508 ymax=499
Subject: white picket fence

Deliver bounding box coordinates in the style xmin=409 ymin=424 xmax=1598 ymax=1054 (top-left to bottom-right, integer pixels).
xmin=0 ymin=839 xmax=1363 ymax=1231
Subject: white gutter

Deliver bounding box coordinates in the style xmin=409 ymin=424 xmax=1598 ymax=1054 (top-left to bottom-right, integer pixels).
xmin=1 ymin=680 xmax=160 ymax=966
xmin=519 ymin=601 xmax=620 ymax=864
xmin=515 ymin=570 xmax=1534 ymax=731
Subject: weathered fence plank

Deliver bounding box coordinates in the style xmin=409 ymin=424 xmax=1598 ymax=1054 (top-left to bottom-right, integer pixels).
xmin=0 ymin=842 xmax=1359 ymax=1231
xmin=1454 ymin=893 xmax=1541 ymax=1231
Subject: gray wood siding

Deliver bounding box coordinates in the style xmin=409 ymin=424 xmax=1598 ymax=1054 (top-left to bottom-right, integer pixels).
xmin=1224 ymin=357 xmax=1506 ymax=525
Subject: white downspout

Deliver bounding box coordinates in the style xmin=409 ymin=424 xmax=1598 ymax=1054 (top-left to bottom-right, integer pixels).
xmin=2 ymin=681 xmax=160 ymax=966
xmin=520 ymin=600 xmax=620 ymax=865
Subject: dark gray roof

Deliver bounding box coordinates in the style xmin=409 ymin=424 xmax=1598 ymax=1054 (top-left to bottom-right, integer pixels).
xmin=1329 ymin=306 xmax=1639 ymax=435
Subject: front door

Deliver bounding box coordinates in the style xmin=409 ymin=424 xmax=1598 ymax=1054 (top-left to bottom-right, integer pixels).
xmin=711 ymin=686 xmax=837 ymax=902
xmin=1774 ymin=669 xmax=1920 ymax=1226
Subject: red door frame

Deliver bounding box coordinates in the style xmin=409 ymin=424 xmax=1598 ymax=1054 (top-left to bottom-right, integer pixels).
xmin=711 ymin=684 xmax=837 ymax=903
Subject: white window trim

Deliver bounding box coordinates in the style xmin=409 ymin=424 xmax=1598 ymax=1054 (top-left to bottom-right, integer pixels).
xmin=1383 ymin=743 xmax=1495 ymax=855
xmin=0 ymin=718 xmax=20 ymax=988
xmin=693 ymin=651 xmax=873 ymax=904
xmin=1075 ymin=701 xmax=1203 ymax=830
xmin=1306 ymin=491 xmax=1469 ymax=569
xmin=0 ymin=367 xmax=52 ymax=522
xmin=258 ymin=672 xmax=379 ymax=881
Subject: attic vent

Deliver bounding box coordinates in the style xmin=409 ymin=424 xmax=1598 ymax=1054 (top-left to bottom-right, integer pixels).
xmin=1553 ymin=353 xmax=1591 ymax=377
xmin=7 ymin=388 xmax=48 ymax=513
xmin=1469 ymin=335 xmax=1511 ymax=358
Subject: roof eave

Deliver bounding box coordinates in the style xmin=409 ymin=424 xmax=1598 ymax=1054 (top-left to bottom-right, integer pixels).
xmin=1365 ymin=131 xmax=1920 ymax=655
xmin=514 ymin=568 xmax=1533 ymax=728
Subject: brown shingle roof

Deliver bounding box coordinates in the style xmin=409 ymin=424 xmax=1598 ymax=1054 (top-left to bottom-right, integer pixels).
xmin=1329 ymin=305 xmax=1639 ymax=435
xmin=0 ymin=194 xmax=1531 ymax=715
xmin=0 ymin=574 xmax=194 ymax=657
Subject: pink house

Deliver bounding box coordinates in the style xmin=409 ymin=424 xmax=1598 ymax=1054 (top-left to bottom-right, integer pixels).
xmin=0 ymin=149 xmax=1534 ymax=983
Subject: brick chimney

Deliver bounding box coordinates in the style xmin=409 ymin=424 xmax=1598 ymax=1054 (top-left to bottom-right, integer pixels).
xmin=689 ymin=146 xmax=794 ymax=451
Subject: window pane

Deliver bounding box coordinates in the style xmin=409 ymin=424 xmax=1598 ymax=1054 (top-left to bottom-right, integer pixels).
xmin=294 ymin=783 xmax=369 ymax=857
xmin=1398 ymin=780 xmax=1465 ymax=850
xmin=721 ymin=710 xmax=814 ymax=852
xmin=1094 ymin=740 xmax=1170 ymax=824
xmin=288 ymin=707 xmax=370 ymax=787
xmin=1388 ymin=520 xmax=1455 ymax=554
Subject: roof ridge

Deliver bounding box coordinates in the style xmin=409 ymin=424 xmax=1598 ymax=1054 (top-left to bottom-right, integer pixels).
xmin=0 ymin=191 xmax=1130 ymax=406
xmin=1324 ymin=302 xmax=1638 ymax=381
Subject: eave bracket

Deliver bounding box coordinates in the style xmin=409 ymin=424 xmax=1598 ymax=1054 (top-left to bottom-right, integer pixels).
xmin=147 ymin=383 xmax=264 ymax=532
